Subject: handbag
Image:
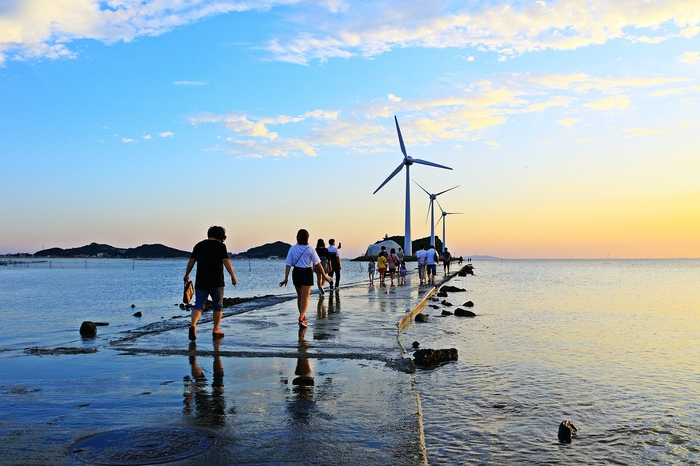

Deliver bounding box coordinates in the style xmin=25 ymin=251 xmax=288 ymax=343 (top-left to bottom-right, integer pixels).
xmin=183 ymin=280 xmax=194 ymax=304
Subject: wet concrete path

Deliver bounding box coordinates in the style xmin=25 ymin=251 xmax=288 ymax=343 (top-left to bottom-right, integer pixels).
xmin=0 ymin=272 xmax=464 ymax=465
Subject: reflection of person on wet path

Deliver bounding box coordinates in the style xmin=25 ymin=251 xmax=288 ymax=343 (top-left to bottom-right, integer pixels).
xmin=280 ymin=229 xmax=333 ymax=328
xmin=327 ymin=239 xmax=341 ymax=289
xmin=183 ymin=340 xmax=228 ymax=427
xmin=314 ymin=239 xmax=330 ymax=294
xmin=184 ymin=226 xmax=237 ymax=341
xmin=287 ymin=327 xmax=315 ymax=425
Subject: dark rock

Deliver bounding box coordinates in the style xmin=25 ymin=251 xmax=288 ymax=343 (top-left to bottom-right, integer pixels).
xmin=179 ymin=303 xmax=186 ymax=310
xmin=79 ymin=321 xmax=97 ymax=338
xmin=413 ymin=348 xmax=458 ymax=366
xmin=412 ymin=341 xmax=420 ymax=348
xmin=441 ymin=300 xmax=452 ymax=306
xmin=93 ymin=322 xmax=110 ymax=326
xmin=463 ymin=301 xmax=474 ymax=307
xmin=133 ymin=311 xmax=142 ymax=317
xmin=429 ymin=304 xmax=440 ymax=309
xmin=454 ymin=308 xmax=476 ymax=317
xmin=441 ymin=310 xmax=453 ymax=316
xmin=436 ymin=291 xmax=448 ymax=297
xmin=558 ymin=420 xmax=578 ymax=443
xmin=131 ymin=304 xmax=136 ymax=308
xmin=414 ymin=313 xmax=429 ymax=323
xmin=440 ymin=285 xmax=466 ymax=293
xmin=292 ymin=377 xmax=314 ymax=386
xmin=458 ymin=265 xmax=475 ymax=276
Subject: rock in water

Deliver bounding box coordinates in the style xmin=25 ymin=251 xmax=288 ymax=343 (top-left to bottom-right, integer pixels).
xmin=436 ymin=291 xmax=448 ymax=297
xmin=454 ymin=308 xmax=476 ymax=317
xmin=412 ymin=341 xmax=420 ymax=348
xmin=133 ymin=311 xmax=142 ymax=317
xmin=414 ymin=313 xmax=429 ymax=323
xmin=463 ymin=300 xmax=474 ymax=307
xmin=440 ymin=285 xmax=466 ymax=293
xmin=558 ymin=420 xmax=578 ymax=443
xmin=413 ymin=348 xmax=458 ymax=366
xmin=441 ymin=310 xmax=454 ymax=316
xmin=79 ymin=321 xmax=97 ymax=338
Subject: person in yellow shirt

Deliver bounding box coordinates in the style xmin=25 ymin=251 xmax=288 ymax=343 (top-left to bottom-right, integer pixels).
xmin=376 ymin=246 xmax=388 ymax=285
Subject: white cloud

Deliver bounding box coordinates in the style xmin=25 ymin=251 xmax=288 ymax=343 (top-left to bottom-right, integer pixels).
xmin=158 ymin=131 xmax=174 ymax=138
xmin=0 ymin=0 xmax=297 ymax=62
xmin=484 ymin=141 xmax=500 ymax=148
xmin=584 ymin=96 xmax=631 ymax=112
xmin=680 ymin=51 xmax=700 ymax=64
xmin=143 ymin=134 xmax=151 ymax=139
xmin=557 ymin=118 xmax=581 ymax=126
xmin=122 ymin=137 xmax=135 ymax=143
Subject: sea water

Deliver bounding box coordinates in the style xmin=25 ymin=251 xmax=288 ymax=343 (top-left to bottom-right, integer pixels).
xmin=1 ymin=258 xmax=698 ymax=464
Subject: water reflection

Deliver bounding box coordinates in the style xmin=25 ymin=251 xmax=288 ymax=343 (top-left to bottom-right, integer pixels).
xmin=183 ymin=340 xmax=231 ymax=427
xmin=287 ymin=327 xmax=315 ymax=425
xmin=328 ymin=290 xmax=340 ymax=314
xmin=316 ymin=295 xmax=327 ymax=319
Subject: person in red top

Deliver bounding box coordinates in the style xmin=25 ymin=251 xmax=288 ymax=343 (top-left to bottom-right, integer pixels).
xmin=184 ymin=226 xmax=237 ymax=341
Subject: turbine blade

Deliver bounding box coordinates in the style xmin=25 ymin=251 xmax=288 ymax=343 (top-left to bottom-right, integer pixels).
xmin=424 ymin=201 xmax=432 ymax=226
xmin=413 ymin=179 xmax=430 ymax=196
xmin=436 ymin=198 xmax=445 ymax=213
xmin=435 ymin=185 xmax=459 ymax=196
xmin=435 ymin=215 xmax=444 ymax=227
xmin=394 ymin=116 xmax=407 ymax=157
xmin=411 ymin=158 xmax=453 ymax=170
xmin=373 ymin=162 xmax=405 ymax=194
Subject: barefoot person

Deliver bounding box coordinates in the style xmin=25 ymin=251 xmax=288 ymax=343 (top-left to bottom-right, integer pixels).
xmin=184 ymin=226 xmax=237 ymax=341
xmin=280 ymin=229 xmax=333 ymax=328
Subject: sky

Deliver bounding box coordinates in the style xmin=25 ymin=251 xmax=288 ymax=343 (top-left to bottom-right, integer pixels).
xmin=1 ymin=0 xmax=699 ymax=259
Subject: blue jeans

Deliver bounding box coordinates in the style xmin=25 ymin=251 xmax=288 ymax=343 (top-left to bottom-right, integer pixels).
xmin=193 ymin=287 xmax=224 ymax=312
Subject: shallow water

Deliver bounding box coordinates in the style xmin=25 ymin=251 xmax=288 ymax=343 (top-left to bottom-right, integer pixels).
xmin=1 ymin=258 xmax=698 ymax=464
xmin=405 ymin=259 xmax=700 ymax=464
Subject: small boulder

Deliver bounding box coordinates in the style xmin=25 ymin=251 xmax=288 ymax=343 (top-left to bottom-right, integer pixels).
xmin=441 ymin=309 xmax=453 ymax=316
xmin=79 ymin=321 xmax=97 ymax=338
xmin=133 ymin=311 xmax=142 ymax=317
xmin=413 ymin=348 xmax=458 ymax=366
xmin=436 ymin=291 xmax=448 ymax=297
xmin=412 ymin=341 xmax=420 ymax=348
xmin=463 ymin=301 xmax=474 ymax=307
xmin=131 ymin=304 xmax=136 ymax=308
xmin=558 ymin=420 xmax=578 ymax=443
xmin=454 ymin=308 xmax=476 ymax=317
xmin=414 ymin=313 xmax=429 ymax=323
xmin=440 ymin=285 xmax=466 ymax=293
xmin=441 ymin=300 xmax=452 ymax=306
xmin=93 ymin=322 xmax=110 ymax=326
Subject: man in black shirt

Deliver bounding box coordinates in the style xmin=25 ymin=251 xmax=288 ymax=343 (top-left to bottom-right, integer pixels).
xmin=184 ymin=226 xmax=237 ymax=341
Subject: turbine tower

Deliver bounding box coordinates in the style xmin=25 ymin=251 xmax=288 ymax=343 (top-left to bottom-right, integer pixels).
xmin=373 ymin=116 xmax=453 ymax=255
xmin=414 ymin=181 xmax=459 ymax=248
xmin=435 ymin=199 xmax=464 ymax=253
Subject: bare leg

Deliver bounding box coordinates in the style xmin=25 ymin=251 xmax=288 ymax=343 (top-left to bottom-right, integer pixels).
xmin=295 ymin=285 xmax=312 ymax=324
xmin=190 ymin=310 xmax=202 ymax=339
xmin=212 ymin=311 xmax=224 ymax=337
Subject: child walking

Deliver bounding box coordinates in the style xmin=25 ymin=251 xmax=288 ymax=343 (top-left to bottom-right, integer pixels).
xmin=367 ymin=257 xmax=376 ymax=285
xmin=399 ymin=261 xmax=407 ymax=285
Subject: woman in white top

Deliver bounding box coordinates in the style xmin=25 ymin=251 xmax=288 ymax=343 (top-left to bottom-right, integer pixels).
xmin=280 ymin=229 xmax=333 ymax=328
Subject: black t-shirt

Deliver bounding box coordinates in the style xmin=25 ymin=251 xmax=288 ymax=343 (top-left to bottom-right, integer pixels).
xmin=315 ymin=247 xmax=329 ymax=261
xmin=191 ymin=239 xmax=228 ymax=289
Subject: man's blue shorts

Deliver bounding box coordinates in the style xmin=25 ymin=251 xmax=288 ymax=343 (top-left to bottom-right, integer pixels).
xmin=193 ymin=287 xmax=224 ymax=312
xmin=427 ymin=264 xmax=437 ymax=276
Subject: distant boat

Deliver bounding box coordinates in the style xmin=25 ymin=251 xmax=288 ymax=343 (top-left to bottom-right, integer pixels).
xmin=267 ymin=255 xmax=279 ymax=260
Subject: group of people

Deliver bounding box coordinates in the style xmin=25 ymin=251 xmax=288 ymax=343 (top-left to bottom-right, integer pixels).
xmin=183 ymin=225 xmax=458 ymax=340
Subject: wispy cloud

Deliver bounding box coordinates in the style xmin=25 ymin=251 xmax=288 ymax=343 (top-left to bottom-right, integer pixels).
xmin=620 ymin=127 xmax=670 ymax=137
xmin=159 ymin=132 xmax=174 ymax=138
xmin=679 ymin=51 xmax=700 ymax=64
xmin=188 ymin=70 xmax=686 ymax=158
xmin=122 ymin=137 xmax=135 ymax=143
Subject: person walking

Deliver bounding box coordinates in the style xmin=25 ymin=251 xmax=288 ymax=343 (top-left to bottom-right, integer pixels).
xmin=183 ymin=226 xmax=237 ymax=341
xmin=327 ymin=239 xmax=342 ymax=289
xmin=314 ymin=238 xmax=330 ymax=294
xmin=415 ymin=245 xmax=428 ymax=285
xmin=387 ymin=248 xmax=400 ymax=286
xmin=425 ymin=245 xmax=440 ymax=285
xmin=280 ymin=229 xmax=333 ymax=328
xmin=442 ymin=247 xmax=452 ymax=274
xmin=377 ymin=246 xmax=388 ymax=285
xmin=367 ymin=257 xmax=376 ymax=285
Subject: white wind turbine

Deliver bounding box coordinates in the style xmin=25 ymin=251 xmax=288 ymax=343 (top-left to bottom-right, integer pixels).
xmin=373 ymin=116 xmax=453 ymax=255
xmin=435 ymin=199 xmax=464 ymax=254
xmin=414 ymin=181 xmax=459 ymax=248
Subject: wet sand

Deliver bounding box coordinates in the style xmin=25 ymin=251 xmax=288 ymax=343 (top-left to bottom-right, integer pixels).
xmin=0 ymin=274 xmax=459 ymax=465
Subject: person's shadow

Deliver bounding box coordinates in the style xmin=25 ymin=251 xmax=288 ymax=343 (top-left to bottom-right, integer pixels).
xmin=183 ymin=340 xmax=231 ymax=427
xmin=328 ymin=290 xmax=341 ymax=314
xmin=287 ymin=327 xmax=315 ymax=424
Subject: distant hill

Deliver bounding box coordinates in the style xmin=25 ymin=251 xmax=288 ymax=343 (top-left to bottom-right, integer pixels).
xmin=233 ymin=241 xmax=292 ymax=259
xmin=34 ymin=242 xmax=190 ymax=258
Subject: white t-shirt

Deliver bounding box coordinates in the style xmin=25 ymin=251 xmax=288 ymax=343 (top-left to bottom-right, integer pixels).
xmin=285 ymin=244 xmax=321 ymax=268
xmin=415 ymin=249 xmax=427 ymax=265
xmin=425 ymin=248 xmax=439 ymax=265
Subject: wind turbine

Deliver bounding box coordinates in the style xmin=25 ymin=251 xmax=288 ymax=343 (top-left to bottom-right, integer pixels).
xmin=435 ymin=199 xmax=464 ymax=254
xmin=414 ymin=181 xmax=459 ymax=248
xmin=373 ymin=116 xmax=453 ymax=255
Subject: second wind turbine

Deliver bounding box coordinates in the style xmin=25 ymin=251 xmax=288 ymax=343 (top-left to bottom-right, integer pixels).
xmin=373 ymin=116 xmax=453 ymax=256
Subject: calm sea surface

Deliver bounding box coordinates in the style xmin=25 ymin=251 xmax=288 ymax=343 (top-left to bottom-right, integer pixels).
xmin=1 ymin=258 xmax=698 ymax=464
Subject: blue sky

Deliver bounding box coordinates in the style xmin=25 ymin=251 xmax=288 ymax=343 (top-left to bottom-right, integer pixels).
xmin=1 ymin=1 xmax=699 ymax=258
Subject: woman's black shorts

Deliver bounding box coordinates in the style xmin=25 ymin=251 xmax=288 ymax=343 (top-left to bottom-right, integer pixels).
xmin=292 ymin=267 xmax=314 ymax=286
